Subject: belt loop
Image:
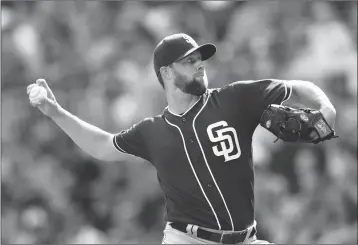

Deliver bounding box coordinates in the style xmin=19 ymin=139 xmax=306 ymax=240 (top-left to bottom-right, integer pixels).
xmin=220 ymin=233 xmax=224 ymax=244
xmin=192 ymin=225 xmax=199 ymax=237
xmin=244 ymin=220 xmax=257 ymax=242
xmin=244 ymin=226 xmax=251 ymax=242
xmin=186 ymin=224 xmax=193 ymax=234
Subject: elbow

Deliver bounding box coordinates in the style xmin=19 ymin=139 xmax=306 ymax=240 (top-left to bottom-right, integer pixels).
xmin=330 ymin=106 xmax=337 ymax=124
xmin=320 ymin=105 xmax=337 ymax=128
xmin=324 ymin=103 xmax=336 ymax=117
xmin=330 ymin=106 xmax=337 ymax=118
xmin=94 ymin=133 xmax=122 ymax=162
xmin=328 ymin=106 xmax=337 ymax=128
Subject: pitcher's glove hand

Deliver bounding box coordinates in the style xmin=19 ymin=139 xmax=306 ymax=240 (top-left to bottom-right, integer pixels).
xmin=260 ymin=104 xmax=338 ymax=144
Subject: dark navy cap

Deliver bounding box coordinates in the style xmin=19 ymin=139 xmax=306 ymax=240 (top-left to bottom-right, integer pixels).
xmin=153 ymin=33 xmax=216 ymax=76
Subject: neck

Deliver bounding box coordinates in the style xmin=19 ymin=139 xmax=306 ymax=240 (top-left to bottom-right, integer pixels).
xmin=166 ymin=89 xmax=202 ymax=115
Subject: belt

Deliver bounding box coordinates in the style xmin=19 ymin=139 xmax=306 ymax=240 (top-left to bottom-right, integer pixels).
xmin=169 ymin=222 xmax=257 ymax=244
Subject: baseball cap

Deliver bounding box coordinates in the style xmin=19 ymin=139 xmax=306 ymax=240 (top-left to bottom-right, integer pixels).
xmin=153 ymin=33 xmax=216 ymax=76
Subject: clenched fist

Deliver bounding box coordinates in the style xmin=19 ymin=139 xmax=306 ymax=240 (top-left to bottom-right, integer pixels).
xmin=27 ymin=79 xmax=59 ymax=117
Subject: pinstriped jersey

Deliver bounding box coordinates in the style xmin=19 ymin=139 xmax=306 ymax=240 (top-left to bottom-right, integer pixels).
xmin=113 ymin=79 xmax=292 ymax=231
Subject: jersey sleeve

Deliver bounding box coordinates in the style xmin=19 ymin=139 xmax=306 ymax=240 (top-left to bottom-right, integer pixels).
xmin=113 ymin=120 xmax=151 ymax=161
xmin=255 ymin=79 xmax=292 ymax=107
xmin=225 ymin=79 xmax=292 ymax=121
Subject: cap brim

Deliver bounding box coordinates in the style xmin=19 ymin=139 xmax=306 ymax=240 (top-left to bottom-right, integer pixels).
xmin=176 ymin=43 xmax=216 ymax=62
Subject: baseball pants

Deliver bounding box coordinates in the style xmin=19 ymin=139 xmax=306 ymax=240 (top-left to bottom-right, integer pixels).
xmin=161 ymin=221 xmax=272 ymax=244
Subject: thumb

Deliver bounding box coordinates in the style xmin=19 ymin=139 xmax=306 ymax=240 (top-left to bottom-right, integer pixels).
xmin=36 ymin=78 xmax=56 ymax=100
xmin=309 ymin=130 xmax=319 ymax=140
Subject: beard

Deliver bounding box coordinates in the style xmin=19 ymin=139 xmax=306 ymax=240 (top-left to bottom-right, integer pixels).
xmin=174 ymin=72 xmax=208 ymax=96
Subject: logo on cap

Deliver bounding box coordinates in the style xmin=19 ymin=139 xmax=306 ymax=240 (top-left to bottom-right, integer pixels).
xmin=182 ymin=34 xmax=196 ymax=46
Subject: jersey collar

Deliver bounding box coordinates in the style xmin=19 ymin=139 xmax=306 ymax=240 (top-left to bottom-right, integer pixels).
xmin=164 ymin=90 xmax=209 ymax=123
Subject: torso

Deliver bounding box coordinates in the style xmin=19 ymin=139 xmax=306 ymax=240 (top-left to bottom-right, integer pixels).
xmin=146 ymin=89 xmax=258 ymax=231
xmin=113 ymin=79 xmax=290 ymax=231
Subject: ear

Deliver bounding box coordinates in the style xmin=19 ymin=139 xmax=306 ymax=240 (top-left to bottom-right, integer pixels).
xmin=160 ymin=66 xmax=171 ymax=80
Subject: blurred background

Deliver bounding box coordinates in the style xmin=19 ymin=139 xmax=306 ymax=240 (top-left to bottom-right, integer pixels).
xmin=1 ymin=1 xmax=357 ymax=244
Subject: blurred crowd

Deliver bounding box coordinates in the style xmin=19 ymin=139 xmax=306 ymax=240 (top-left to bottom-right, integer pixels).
xmin=1 ymin=1 xmax=357 ymax=244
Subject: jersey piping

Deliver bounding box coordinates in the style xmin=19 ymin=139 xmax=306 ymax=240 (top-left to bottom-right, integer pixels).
xmin=280 ymin=81 xmax=292 ymax=105
xmin=166 ymin=94 xmax=204 ymax=117
xmin=192 ymin=90 xmax=235 ymax=231
xmin=164 ymin=117 xmax=222 ymax=229
xmin=113 ymin=134 xmax=127 ymax=153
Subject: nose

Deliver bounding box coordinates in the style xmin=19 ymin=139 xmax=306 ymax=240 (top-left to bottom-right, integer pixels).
xmin=197 ymin=64 xmax=204 ymax=71
xmin=196 ymin=65 xmax=205 ymax=76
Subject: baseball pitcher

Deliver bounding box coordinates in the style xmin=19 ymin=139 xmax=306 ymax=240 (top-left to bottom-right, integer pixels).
xmin=27 ymin=33 xmax=337 ymax=244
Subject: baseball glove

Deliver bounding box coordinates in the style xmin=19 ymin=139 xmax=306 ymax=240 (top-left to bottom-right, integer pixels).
xmin=260 ymin=104 xmax=338 ymax=144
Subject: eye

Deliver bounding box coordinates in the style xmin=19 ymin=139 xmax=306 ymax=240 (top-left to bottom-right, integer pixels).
xmin=186 ymin=57 xmax=197 ymax=64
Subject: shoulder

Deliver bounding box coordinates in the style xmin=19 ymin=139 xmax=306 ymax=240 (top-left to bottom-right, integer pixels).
xmin=139 ymin=114 xmax=164 ymax=125
xmin=227 ymin=79 xmax=280 ymax=88
xmin=211 ymin=80 xmax=259 ymax=98
xmin=135 ymin=114 xmax=166 ymax=131
xmin=217 ymin=80 xmax=258 ymax=92
xmin=217 ymin=79 xmax=287 ymax=94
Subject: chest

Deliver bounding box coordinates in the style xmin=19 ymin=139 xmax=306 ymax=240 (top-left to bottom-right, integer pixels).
xmin=149 ymin=98 xmax=256 ymax=182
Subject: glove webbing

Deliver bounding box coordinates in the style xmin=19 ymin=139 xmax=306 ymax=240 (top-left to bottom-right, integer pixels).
xmin=273 ymin=118 xmax=301 ymax=143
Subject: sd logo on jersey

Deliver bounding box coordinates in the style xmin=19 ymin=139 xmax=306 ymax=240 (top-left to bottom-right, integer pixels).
xmin=207 ymin=121 xmax=241 ymax=162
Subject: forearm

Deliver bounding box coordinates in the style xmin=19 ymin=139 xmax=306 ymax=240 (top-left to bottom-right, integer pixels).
xmin=285 ymin=80 xmax=336 ymax=126
xmin=50 ymin=105 xmax=113 ymax=160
